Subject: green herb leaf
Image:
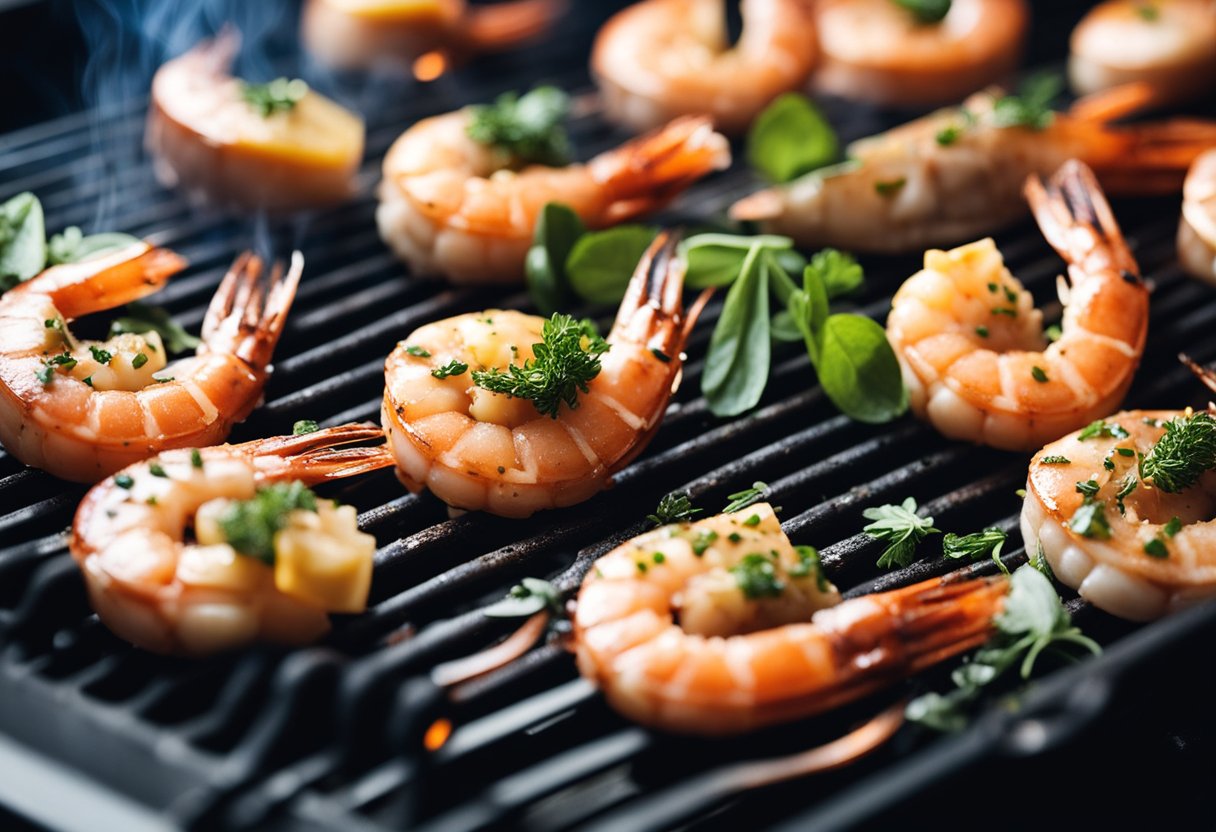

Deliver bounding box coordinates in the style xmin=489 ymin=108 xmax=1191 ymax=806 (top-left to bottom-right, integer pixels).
xmin=805 ymin=248 xmax=864 ymax=300
xmin=935 ymin=125 xmax=962 ymax=146
xmin=723 ymin=481 xmax=768 ymax=513
xmin=862 ymin=497 xmax=940 ymax=569
xmin=682 ymin=233 xmax=796 ymax=290
xmin=131 ymin=352 xmax=149 ymax=370
xmin=1041 ymin=455 xmax=1070 ymax=465
xmin=990 ymin=72 xmax=1062 ymax=131
xmin=110 ymin=302 xmax=200 ymax=355
xmin=691 ymin=529 xmax=718 ymax=556
xmin=293 ymin=419 xmax=320 ymax=435
xmin=1164 ymin=516 xmax=1182 ymax=537
xmin=1143 ymin=537 xmax=1168 ymax=558
xmin=1068 ymin=499 xmax=1111 ymax=540
xmin=1138 ymin=411 xmax=1216 ymax=493
xmin=218 ymin=481 xmax=317 ymax=563
xmin=47 ymin=228 xmax=141 ymax=266
xmin=88 ymin=345 xmax=113 ymax=365
xmin=0 ymin=192 xmax=47 ymax=286
xmin=472 ymin=314 xmax=609 ymax=418
xmin=525 ymin=202 xmax=585 ymax=315
xmin=703 ymin=244 xmax=772 ymax=417
xmin=191 ymin=448 xmax=204 ymax=469
xmin=892 ymin=0 xmax=952 ymax=24
xmin=241 ymin=77 xmax=308 ymax=118
xmin=647 ymin=491 xmax=701 ymax=527
xmin=790 ymin=544 xmax=829 ymax=591
xmin=484 ymin=577 xmax=562 ymax=618
xmin=565 ymin=225 xmax=657 ymax=305
xmin=943 ymin=527 xmax=1007 ymax=564
xmin=746 ymin=93 xmax=839 ymax=183
xmin=730 ymin=553 xmax=785 ymax=599
xmin=874 ymin=178 xmax=907 ymax=196
xmin=466 ymin=86 xmax=571 ymax=167
xmin=816 ymin=314 xmax=908 ymax=424
xmin=432 ymin=360 xmax=469 ymax=379
xmin=1078 ymin=419 xmax=1129 ymax=441
xmin=114 ymin=473 xmax=134 ymax=489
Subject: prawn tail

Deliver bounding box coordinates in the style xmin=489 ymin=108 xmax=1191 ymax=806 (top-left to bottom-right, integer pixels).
xmin=1095 ymin=120 xmax=1216 ymax=197
xmin=588 ymin=116 xmax=731 ymax=224
xmin=609 ymin=230 xmax=690 ymax=354
xmin=1179 ymin=353 xmax=1216 ymax=398
xmin=199 ymin=250 xmax=303 ymax=371
xmin=462 ymin=0 xmax=566 ymax=52
xmin=1025 ymin=160 xmax=1139 ymax=279
xmin=243 ymin=423 xmax=395 ymax=484
xmin=877 ymin=575 xmax=1010 ymax=676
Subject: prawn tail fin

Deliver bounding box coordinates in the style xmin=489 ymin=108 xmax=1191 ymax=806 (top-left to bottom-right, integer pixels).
xmin=200 ymin=250 xmax=303 ymax=370
xmin=589 ymin=116 xmax=731 ymax=224
xmin=243 ymin=423 xmax=395 ymax=484
xmin=1094 ymin=120 xmax=1216 ymax=197
xmin=610 ymin=230 xmax=688 ymax=352
xmin=462 ymin=0 xmax=566 ymax=52
xmin=1068 ymin=81 xmax=1159 ymax=124
xmin=880 ymin=575 xmax=1010 ymax=675
xmin=1180 ymin=353 xmax=1216 ymax=398
xmin=1026 ymin=160 xmax=1139 ymax=279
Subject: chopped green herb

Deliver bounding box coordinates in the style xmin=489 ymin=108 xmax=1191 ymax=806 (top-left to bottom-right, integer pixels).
xmin=891 ymin=0 xmax=951 ymax=24
xmin=131 ymin=352 xmax=148 ymax=370
xmin=466 ymin=86 xmax=571 ymax=167
xmin=990 ymin=72 xmax=1062 ymax=131
xmin=292 ymin=419 xmax=320 ymax=435
xmin=975 ymin=326 xmax=989 ymax=338
xmin=483 ymin=577 xmax=562 ymax=618
xmin=935 ymin=125 xmax=962 ymax=146
xmin=862 ymin=497 xmax=940 ymax=569
xmin=405 ymin=345 xmax=431 ymax=358
xmin=432 ymin=360 xmax=470 ymax=380
xmin=1115 ymin=473 xmax=1137 ymax=514
xmin=217 ymin=481 xmax=318 ymax=564
xmin=241 ymin=77 xmax=309 ymax=118
xmin=874 ymin=177 xmax=907 ymax=196
xmin=148 ymin=462 xmax=167 ymax=478
xmin=991 ymin=307 xmax=1017 ymax=317
xmin=636 ymin=561 xmax=648 ymax=573
xmin=723 ymin=482 xmax=768 ymax=514
xmin=1078 ymin=419 xmax=1129 ymax=441
xmin=1068 ymin=499 xmax=1111 ymax=540
xmin=692 ymin=529 xmax=719 ymax=556
xmin=472 ymin=314 xmax=608 ymax=418
xmin=1045 ymin=324 xmax=1063 ymax=342
xmin=1164 ymin=516 xmax=1182 ymax=537
xmin=652 ymin=552 xmax=666 ymax=564
xmin=647 ymin=491 xmax=700 ymax=527
xmin=1041 ymin=455 xmax=1070 ymax=465
xmin=114 ymin=473 xmax=134 ymax=489
xmin=1002 ymin=286 xmax=1018 ymax=304
xmin=728 ymin=532 xmax=743 ymax=543
xmin=1143 ymin=537 xmax=1168 ymax=558
xmin=943 ymin=527 xmax=1007 ymax=571
xmin=1135 ymin=2 xmax=1159 ymax=21
xmin=1074 ymin=479 xmax=1100 ymax=498
xmin=730 ymin=553 xmax=785 ymax=599
xmin=742 ymin=513 xmax=761 ymax=527
xmin=1138 ymin=411 xmax=1216 ymax=493
xmin=190 ymin=449 xmax=203 ymax=469
xmin=650 ymin=348 xmax=671 ymax=363
xmin=82 ymin=376 xmax=93 ymax=387
xmin=36 ymin=352 xmax=77 ymax=384
xmin=1031 ymin=366 xmax=1048 ymax=383
xmin=790 ymin=544 xmax=829 ymax=592
xmin=88 ymin=345 xmax=113 ymax=365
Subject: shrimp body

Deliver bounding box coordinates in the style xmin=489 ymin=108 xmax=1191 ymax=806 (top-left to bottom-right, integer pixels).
xmin=1179 ymin=149 xmax=1216 ymax=286
xmin=376 ymin=112 xmax=729 ymax=283
xmin=888 ymin=162 xmax=1148 ymax=452
xmin=301 ymin=0 xmax=563 ymax=71
xmin=1021 ymin=409 xmax=1216 ymax=621
xmin=572 ymin=504 xmax=1007 ymax=735
xmin=591 ymin=0 xmax=818 ymax=136
xmin=0 ymin=243 xmax=301 ymax=482
xmin=71 ymin=425 xmax=395 ymax=655
xmin=1070 ymin=0 xmax=1216 ymax=105
xmin=147 ymin=30 xmax=365 ymax=211
xmin=382 ymin=233 xmax=699 ymax=517
xmin=812 ymin=0 xmax=1028 ymax=108
xmin=731 ymin=86 xmax=1216 ymax=253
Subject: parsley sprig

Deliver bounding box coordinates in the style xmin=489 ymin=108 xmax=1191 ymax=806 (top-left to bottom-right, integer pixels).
xmin=472 ymin=314 xmax=609 ymax=418
xmin=862 ymin=497 xmax=940 ymax=569
xmin=907 ymin=566 xmax=1101 ymax=731
xmin=241 ymin=77 xmax=308 ymax=118
xmin=217 ymin=481 xmax=317 ymax=564
xmin=466 ymin=87 xmax=571 ymax=167
xmin=943 ymin=527 xmax=1008 ymax=573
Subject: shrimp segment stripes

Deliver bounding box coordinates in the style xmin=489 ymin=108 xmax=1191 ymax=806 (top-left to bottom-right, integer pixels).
xmin=71 ymin=424 xmax=395 ymax=655
xmin=382 ymin=232 xmax=702 ymax=517
xmin=888 ymin=160 xmax=1147 ymax=452
xmin=0 ymin=243 xmax=302 ymax=482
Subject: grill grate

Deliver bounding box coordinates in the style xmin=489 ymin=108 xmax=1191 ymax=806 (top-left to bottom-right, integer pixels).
xmin=3 ymin=2 xmax=1216 ymax=830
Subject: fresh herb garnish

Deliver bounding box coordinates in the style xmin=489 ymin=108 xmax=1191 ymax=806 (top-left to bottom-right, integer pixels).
xmin=1068 ymin=498 xmax=1111 ymax=540
xmin=874 ymin=178 xmax=907 ymax=196
xmin=110 ymin=302 xmax=200 ymax=354
xmin=190 ymin=448 xmax=204 ymax=469
xmin=88 ymin=345 xmax=113 ymax=365
xmin=730 ymin=553 xmax=785 ymax=599
xmin=473 ymin=314 xmax=608 ymax=418
xmin=907 ymin=565 xmax=1100 ymax=731
xmin=1030 ymin=366 xmax=1048 ymax=383
xmin=892 ymin=0 xmax=951 ymax=24
xmin=432 ymin=360 xmax=470 ymax=380
xmin=466 ymin=86 xmax=571 ymax=167
xmin=565 ymin=226 xmax=657 ymax=304
xmin=47 ymin=227 xmax=140 ymax=265
xmin=1074 ymin=478 xmax=1100 ymax=498
xmin=1078 ymin=419 xmax=1129 ymax=441
xmin=975 ymin=325 xmax=989 ymax=338
xmin=1134 ymin=2 xmax=1159 ymax=21
xmin=404 ymin=345 xmax=431 ymax=358
xmin=525 ymin=203 xmax=585 ymax=316
xmin=943 ymin=527 xmax=1007 ymax=572
xmin=647 ymin=491 xmax=701 ymax=527
xmin=218 ymin=481 xmax=317 ymax=564
xmin=1041 ymin=455 xmax=1070 ymax=465
xmin=1137 ymin=411 xmax=1216 ymax=493
xmin=483 ymin=577 xmax=563 ymax=618
xmin=746 ymin=93 xmax=839 ymax=183
xmin=742 ymin=513 xmax=761 ymax=527
xmin=1115 ymin=473 xmax=1137 ymax=514
xmin=936 ymin=125 xmax=962 ymax=146
xmin=691 ymin=529 xmax=719 ymax=556
xmin=240 ymin=77 xmax=308 ymax=118
xmin=990 ymin=72 xmax=1062 ymax=131
xmin=131 ymin=352 xmax=148 ymax=370
xmin=148 ymin=461 xmax=168 ymax=478
xmin=862 ymin=497 xmax=940 ymax=569
xmin=723 ymin=482 xmax=768 ymax=514
xmin=114 ymin=473 xmax=134 ymax=489
xmin=790 ymin=544 xmax=829 ymax=592
xmin=36 ymin=352 xmax=77 ymax=384
xmin=293 ymin=419 xmax=320 ymax=435
xmin=1143 ymin=537 xmax=1168 ymax=558
xmin=1164 ymin=516 xmax=1182 ymax=537
xmin=0 ymin=192 xmax=46 ymax=286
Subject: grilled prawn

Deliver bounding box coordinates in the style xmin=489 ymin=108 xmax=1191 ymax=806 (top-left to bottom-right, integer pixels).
xmin=0 ymin=242 xmax=301 ymax=482
xmin=1179 ymin=149 xmax=1216 ymax=286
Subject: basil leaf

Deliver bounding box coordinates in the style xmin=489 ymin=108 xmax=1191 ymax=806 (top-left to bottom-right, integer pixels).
xmin=526 ymin=202 xmax=584 ymax=315
xmin=746 ymin=94 xmax=839 ymax=184
xmin=770 ymin=309 xmax=803 ymax=342
xmin=703 ymin=244 xmax=771 ymax=417
xmin=0 ymin=192 xmax=47 ymax=285
xmin=683 ymin=233 xmax=794 ymax=289
xmin=48 ymin=229 xmax=141 ymax=266
xmin=566 ymin=225 xmax=657 ymax=305
xmin=816 ymin=314 xmax=907 ymax=423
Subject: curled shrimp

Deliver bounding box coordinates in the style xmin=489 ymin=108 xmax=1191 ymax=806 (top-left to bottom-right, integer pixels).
xmin=376 ymin=111 xmax=729 ymax=284
xmin=572 ymin=503 xmax=1008 ymax=735
xmin=591 ymin=0 xmax=818 ymax=135
xmin=811 ymin=0 xmax=1029 ymax=108
xmin=71 ymin=425 xmax=395 ymax=655
xmin=301 ymin=0 xmax=564 ymax=72
xmin=0 ymin=242 xmax=302 ymax=482
xmin=731 ymin=84 xmax=1216 ymax=254
xmin=887 ymin=161 xmax=1148 ymax=452
xmin=1021 ymin=401 xmax=1216 ymax=622
xmin=1070 ymin=0 xmax=1216 ymax=105
xmin=1179 ymin=148 xmax=1216 ymax=286
xmin=382 ymin=232 xmax=703 ymax=518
